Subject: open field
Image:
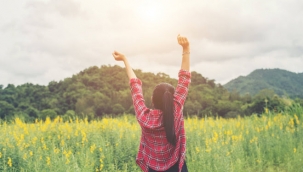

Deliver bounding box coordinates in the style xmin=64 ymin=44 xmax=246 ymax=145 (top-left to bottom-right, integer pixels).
xmin=0 ymin=113 xmax=303 ymax=172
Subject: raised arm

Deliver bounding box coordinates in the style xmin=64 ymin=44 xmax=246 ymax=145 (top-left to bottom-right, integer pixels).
xmin=177 ymin=34 xmax=190 ymax=71
xmin=174 ymin=35 xmax=191 ymax=111
xmin=112 ymin=51 xmax=137 ymax=80
xmin=112 ymin=51 xmax=151 ymax=128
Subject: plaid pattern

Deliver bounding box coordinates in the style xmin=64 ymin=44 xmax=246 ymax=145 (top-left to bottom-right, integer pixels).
xmin=129 ymin=69 xmax=191 ymax=172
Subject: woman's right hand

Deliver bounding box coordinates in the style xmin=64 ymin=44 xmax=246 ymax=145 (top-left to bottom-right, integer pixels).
xmin=112 ymin=51 xmax=126 ymax=61
xmin=177 ymin=34 xmax=190 ymax=50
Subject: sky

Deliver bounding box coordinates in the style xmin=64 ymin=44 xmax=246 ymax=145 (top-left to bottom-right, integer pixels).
xmin=1 ymin=0 xmax=303 ymax=87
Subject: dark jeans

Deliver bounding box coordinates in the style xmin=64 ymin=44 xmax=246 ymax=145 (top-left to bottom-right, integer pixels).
xmin=148 ymin=161 xmax=188 ymax=172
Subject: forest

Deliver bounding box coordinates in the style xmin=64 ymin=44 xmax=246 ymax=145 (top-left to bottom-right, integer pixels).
xmin=1 ymin=65 xmax=303 ymax=122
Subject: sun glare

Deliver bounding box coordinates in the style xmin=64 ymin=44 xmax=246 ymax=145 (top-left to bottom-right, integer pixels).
xmin=138 ymin=2 xmax=163 ymax=22
xmin=144 ymin=6 xmax=159 ymax=21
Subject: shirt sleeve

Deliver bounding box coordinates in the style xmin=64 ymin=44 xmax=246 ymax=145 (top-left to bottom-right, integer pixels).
xmin=174 ymin=69 xmax=191 ymax=112
xmin=129 ymin=78 xmax=152 ymax=129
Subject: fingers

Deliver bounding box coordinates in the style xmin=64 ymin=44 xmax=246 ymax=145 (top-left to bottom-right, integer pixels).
xmin=177 ymin=34 xmax=181 ymax=43
xmin=178 ymin=35 xmax=185 ymax=45
xmin=113 ymin=51 xmax=119 ymax=55
xmin=177 ymin=34 xmax=188 ymax=45
xmin=112 ymin=52 xmax=117 ymax=58
xmin=178 ymin=36 xmax=181 ymax=44
xmin=112 ymin=51 xmax=126 ymax=61
xmin=113 ymin=51 xmax=121 ymax=57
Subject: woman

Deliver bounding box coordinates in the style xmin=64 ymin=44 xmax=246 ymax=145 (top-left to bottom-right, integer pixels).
xmin=112 ymin=35 xmax=191 ymax=172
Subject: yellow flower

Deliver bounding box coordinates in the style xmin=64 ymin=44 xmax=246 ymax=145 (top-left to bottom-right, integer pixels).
xmin=289 ymin=119 xmax=294 ymax=128
xmin=99 ymin=163 xmax=104 ymax=171
xmin=236 ymin=121 xmax=241 ymax=128
xmin=65 ymin=158 xmax=70 ymax=164
xmin=32 ymin=137 xmax=38 ymax=145
xmin=195 ymin=147 xmax=200 ymax=153
xmin=63 ymin=150 xmax=72 ymax=159
xmin=42 ymin=143 xmax=48 ymax=150
xmin=23 ymin=153 xmax=27 ymax=160
xmin=90 ymin=144 xmax=96 ymax=153
xmin=54 ymin=148 xmax=60 ymax=154
xmin=0 ymin=152 xmax=2 ymax=158
xmin=294 ymin=148 xmax=297 ymax=153
xmin=7 ymin=157 xmax=12 ymax=167
xmin=29 ymin=151 xmax=33 ymax=156
xmin=226 ymin=152 xmax=230 ymax=156
xmin=212 ymin=131 xmax=218 ymax=143
xmin=256 ymin=127 xmax=260 ymax=133
xmin=46 ymin=157 xmax=51 ymax=165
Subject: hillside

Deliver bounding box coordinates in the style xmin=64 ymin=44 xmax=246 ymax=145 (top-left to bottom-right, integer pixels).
xmin=0 ymin=65 xmax=236 ymax=119
xmin=1 ymin=66 xmax=303 ymax=121
xmin=224 ymin=68 xmax=303 ymax=98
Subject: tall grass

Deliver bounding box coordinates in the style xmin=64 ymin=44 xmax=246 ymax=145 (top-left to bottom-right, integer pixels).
xmin=0 ymin=111 xmax=303 ymax=171
xmin=283 ymin=103 xmax=303 ymax=120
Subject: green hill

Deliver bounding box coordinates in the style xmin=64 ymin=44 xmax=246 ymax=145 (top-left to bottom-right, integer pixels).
xmin=224 ymin=68 xmax=303 ymax=98
xmin=1 ymin=66 xmax=303 ymax=121
xmin=1 ymin=65 xmax=237 ymax=119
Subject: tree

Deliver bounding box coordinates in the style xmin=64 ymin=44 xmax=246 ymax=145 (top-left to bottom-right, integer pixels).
xmin=242 ymin=93 xmax=252 ymax=103
xmin=63 ymin=110 xmax=76 ymax=121
xmin=39 ymin=109 xmax=57 ymax=120
xmin=76 ymin=92 xmax=111 ymax=117
xmin=1 ymin=84 xmax=17 ymax=107
xmin=254 ymin=89 xmax=276 ymax=100
xmin=207 ymin=79 xmax=216 ymax=88
xmin=112 ymin=104 xmax=125 ymax=115
xmin=25 ymin=107 xmax=39 ymax=118
xmin=191 ymin=71 xmax=207 ymax=86
xmin=0 ymin=101 xmax=15 ymax=119
xmin=229 ymin=90 xmax=241 ymax=102
xmin=184 ymin=101 xmax=202 ymax=116
xmin=214 ymin=100 xmax=241 ymax=118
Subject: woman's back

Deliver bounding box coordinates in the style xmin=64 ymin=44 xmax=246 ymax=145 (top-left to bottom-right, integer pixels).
xmin=112 ymin=34 xmax=190 ymax=172
xmin=129 ymin=69 xmax=191 ymax=171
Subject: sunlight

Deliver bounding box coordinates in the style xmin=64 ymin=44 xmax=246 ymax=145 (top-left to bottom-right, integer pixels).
xmin=144 ymin=6 xmax=160 ymax=21
xmin=138 ymin=2 xmax=163 ymax=22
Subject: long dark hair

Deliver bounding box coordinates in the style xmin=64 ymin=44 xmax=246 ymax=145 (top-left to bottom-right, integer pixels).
xmin=152 ymin=83 xmax=176 ymax=146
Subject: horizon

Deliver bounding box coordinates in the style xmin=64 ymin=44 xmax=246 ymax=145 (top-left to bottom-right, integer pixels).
xmin=0 ymin=65 xmax=302 ymax=88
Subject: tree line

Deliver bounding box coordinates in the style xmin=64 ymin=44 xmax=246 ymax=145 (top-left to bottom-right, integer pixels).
xmin=1 ymin=65 xmax=303 ymax=122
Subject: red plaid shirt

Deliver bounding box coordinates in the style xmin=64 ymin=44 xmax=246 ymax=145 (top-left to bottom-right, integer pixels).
xmin=129 ymin=69 xmax=191 ymax=172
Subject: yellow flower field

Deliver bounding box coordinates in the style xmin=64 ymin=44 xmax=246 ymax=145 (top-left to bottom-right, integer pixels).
xmin=0 ymin=114 xmax=302 ymax=171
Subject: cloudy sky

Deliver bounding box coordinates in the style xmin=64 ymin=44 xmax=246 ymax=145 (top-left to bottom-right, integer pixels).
xmin=1 ymin=0 xmax=303 ymax=87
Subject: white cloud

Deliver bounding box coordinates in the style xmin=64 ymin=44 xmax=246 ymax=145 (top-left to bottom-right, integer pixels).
xmin=0 ymin=0 xmax=303 ymax=87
